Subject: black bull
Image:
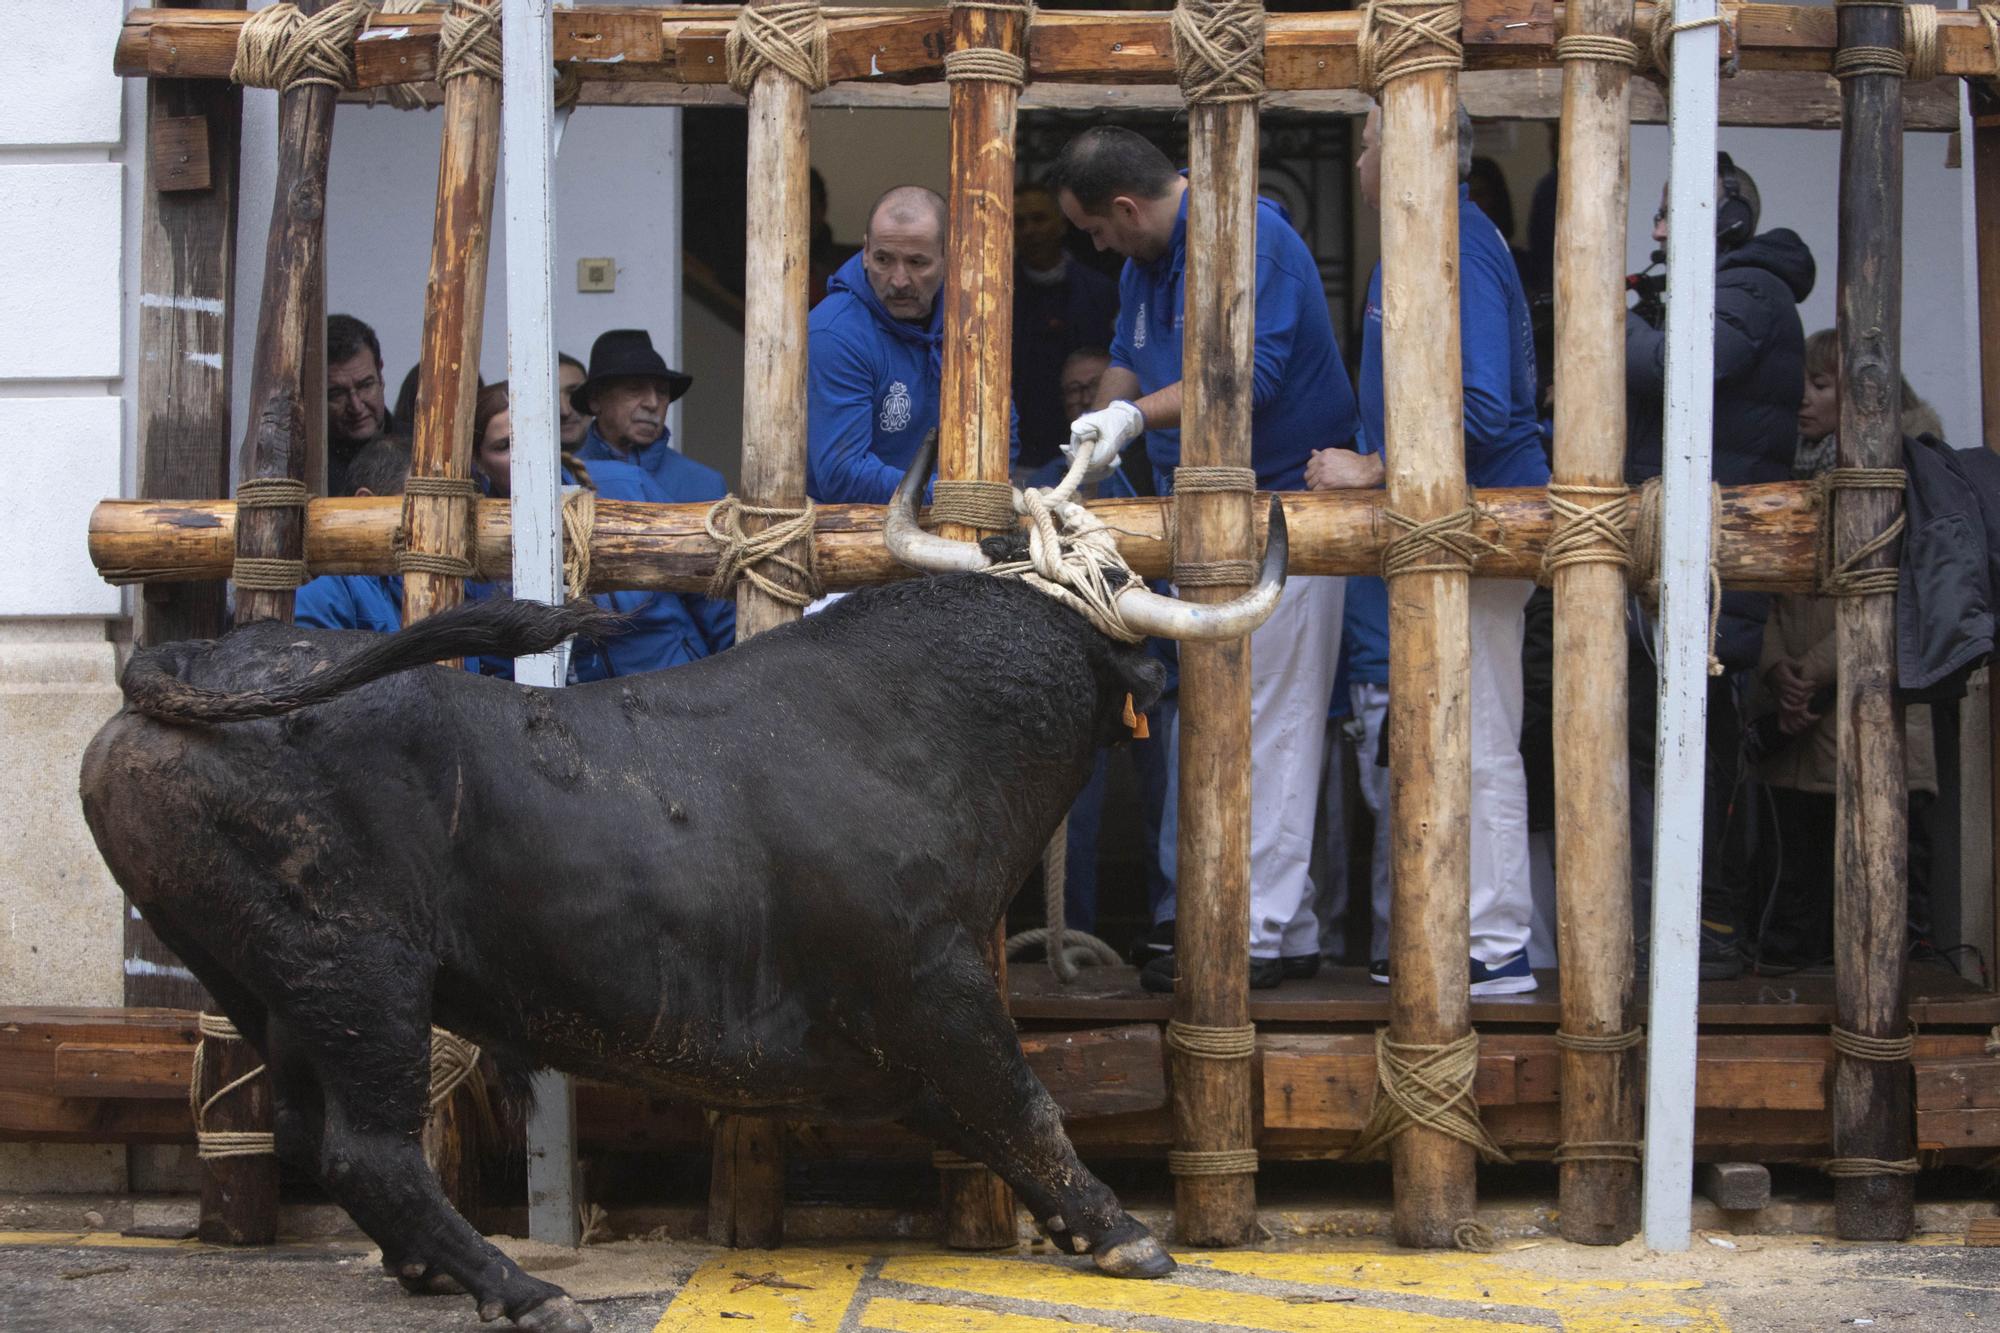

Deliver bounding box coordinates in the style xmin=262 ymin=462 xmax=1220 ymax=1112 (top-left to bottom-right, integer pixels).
xmin=81 ymin=565 xmax=1194 ymax=1331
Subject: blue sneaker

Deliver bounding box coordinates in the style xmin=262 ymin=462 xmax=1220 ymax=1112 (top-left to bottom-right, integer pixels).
xmin=1469 ymin=951 xmax=1537 ymax=996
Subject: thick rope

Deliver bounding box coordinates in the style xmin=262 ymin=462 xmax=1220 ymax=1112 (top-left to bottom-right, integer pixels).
xmin=1452 ymin=1219 xmax=1497 ymax=1251
xmin=1555 ymin=33 xmax=1640 ymax=66
xmin=1168 ymin=1148 xmax=1260 ymax=1176
xmin=1345 ymin=1029 xmax=1511 ymax=1164
xmin=396 ymin=475 xmax=482 ymax=579
xmin=1042 ymin=817 xmax=1073 ymax=982
xmin=1556 ymin=1027 xmax=1646 ymax=1052
xmin=1630 ymin=476 xmax=1724 ymax=676
xmin=1905 ymin=4 xmax=1941 ymax=81
xmin=945 ymin=47 xmax=1027 ymax=85
xmin=1003 ymin=926 xmax=1122 ymax=971
xmin=726 ymin=1 xmax=830 ymax=94
xmin=1173 ymin=465 xmax=1257 ymax=494
xmin=438 ymin=0 xmax=502 ymax=83
xmin=1171 ymin=0 xmax=1267 ymax=105
xmin=703 ymin=497 xmax=821 ymax=606
xmin=428 ymin=1027 xmax=482 ymax=1110
xmin=1825 ymin=1156 xmax=1921 ymax=1177
xmin=235 ymin=477 xmax=311 ymax=510
xmin=1171 ymin=466 xmax=1260 ymax=586
xmin=1818 ymin=466 xmax=1905 ymax=598
xmin=1166 ymin=1020 xmax=1257 ymax=1060
xmin=985 ymin=485 xmax=1147 ymax=643
xmin=231 ymin=0 xmax=371 ymax=92
xmin=190 ymin=1014 xmax=276 ymax=1160
xmin=1381 ymin=504 xmax=1503 ymax=578
xmin=562 ymin=486 xmax=595 ymax=600
xmin=231 ymin=557 xmax=310 ymax=592
xmin=931 ymin=479 xmax=1020 ymax=532
xmin=1640 ymin=0 xmax=1725 ymax=77
xmin=1831 ymin=1024 xmax=1916 ymax=1062
xmin=1541 ymin=482 xmax=1632 ymax=583
xmin=1358 ymin=0 xmax=1463 ymax=97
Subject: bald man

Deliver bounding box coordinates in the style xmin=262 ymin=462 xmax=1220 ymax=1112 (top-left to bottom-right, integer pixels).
xmin=806 ymin=185 xmax=1016 ymax=502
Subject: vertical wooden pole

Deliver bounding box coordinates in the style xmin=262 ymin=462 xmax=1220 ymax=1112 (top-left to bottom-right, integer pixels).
xmin=131 ymin=0 xmax=244 ymax=1014
xmin=1168 ymin=2 xmax=1263 ymax=1249
xmin=704 ymin=0 xmax=821 ymax=1250
xmin=402 ymin=4 xmax=503 ymax=628
xmin=231 ymin=0 xmax=350 ymax=626
xmin=1378 ymin=21 xmax=1476 ymax=1250
xmin=192 ymin=1025 xmax=279 ymax=1245
xmin=1831 ymin=0 xmax=1914 ymax=1242
xmin=935 ymin=0 xmax=1028 ymax=1251
xmin=1548 ymin=0 xmax=1640 ymax=1246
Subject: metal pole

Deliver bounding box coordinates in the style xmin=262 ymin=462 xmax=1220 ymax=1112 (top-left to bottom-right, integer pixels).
xmin=1641 ymin=0 xmax=1720 ymax=1253
xmin=503 ymin=0 xmax=581 ymax=1247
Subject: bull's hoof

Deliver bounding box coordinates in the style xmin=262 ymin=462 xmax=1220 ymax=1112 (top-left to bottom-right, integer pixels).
xmin=1092 ymin=1233 xmax=1175 ymax=1280
xmin=513 ymin=1293 xmax=593 ymax=1333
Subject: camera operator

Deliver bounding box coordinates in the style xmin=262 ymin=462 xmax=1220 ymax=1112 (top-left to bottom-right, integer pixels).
xmin=1624 ymin=152 xmax=1816 ymax=979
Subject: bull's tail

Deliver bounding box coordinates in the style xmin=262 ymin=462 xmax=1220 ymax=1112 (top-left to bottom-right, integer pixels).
xmin=120 ymin=598 xmax=620 ymax=725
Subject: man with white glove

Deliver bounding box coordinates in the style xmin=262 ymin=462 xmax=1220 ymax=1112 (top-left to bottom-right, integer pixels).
xmin=1050 ymin=126 xmax=1362 ymax=992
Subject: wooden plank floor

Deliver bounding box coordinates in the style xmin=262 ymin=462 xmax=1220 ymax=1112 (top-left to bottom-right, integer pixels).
xmin=1008 ymin=961 xmax=2000 ymax=1027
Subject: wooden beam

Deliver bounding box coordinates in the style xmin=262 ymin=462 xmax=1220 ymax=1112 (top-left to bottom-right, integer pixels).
xmin=1548 ymin=0 xmax=1640 ymax=1247
xmin=87 ymin=481 xmax=1828 ymax=593
xmin=1830 ymin=0 xmax=1914 ymax=1244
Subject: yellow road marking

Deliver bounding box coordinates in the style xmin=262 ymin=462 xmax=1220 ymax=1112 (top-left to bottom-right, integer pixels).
xmin=878 ymin=1252 xmax=1553 ymax=1332
xmin=0 ymin=1230 xmax=204 ymax=1250
xmin=861 ymin=1293 xmax=1126 ymax=1333
xmin=654 ymin=1249 xmax=869 ymax=1332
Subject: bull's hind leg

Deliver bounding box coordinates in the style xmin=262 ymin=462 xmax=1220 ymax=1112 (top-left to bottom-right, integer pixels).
xmin=891 ymin=957 xmax=1173 ymax=1278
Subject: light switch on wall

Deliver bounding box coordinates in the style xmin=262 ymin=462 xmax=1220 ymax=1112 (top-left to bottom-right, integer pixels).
xmin=577 ymin=258 xmax=615 ymax=293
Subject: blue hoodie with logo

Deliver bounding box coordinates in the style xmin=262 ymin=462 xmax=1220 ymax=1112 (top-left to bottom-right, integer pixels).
xmin=1108 ymin=187 xmax=1359 ymax=495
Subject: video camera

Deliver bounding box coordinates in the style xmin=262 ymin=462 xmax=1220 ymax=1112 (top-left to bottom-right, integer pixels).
xmin=1627 ymin=248 xmax=1667 ymax=329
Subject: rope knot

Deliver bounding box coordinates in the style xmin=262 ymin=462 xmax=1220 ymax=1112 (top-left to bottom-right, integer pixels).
xmin=726 ymin=1 xmax=830 ymax=94
xmin=1171 ymin=0 xmax=1267 ymax=105
xmin=1541 ymin=482 xmax=1632 ymax=584
xmin=1359 ymin=0 xmax=1463 ymax=98
xmin=1344 ymin=1029 xmax=1511 ymax=1164
xmin=1381 ymin=501 xmax=1503 ymax=578
xmin=1817 ymin=466 xmax=1905 ymax=598
xmin=438 ymin=0 xmax=503 ymax=84
xmin=231 ymin=0 xmax=371 ymax=93
xmin=703 ymin=496 xmax=821 ymax=606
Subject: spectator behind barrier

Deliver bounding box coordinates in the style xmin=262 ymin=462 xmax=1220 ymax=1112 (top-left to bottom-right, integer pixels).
xmin=295 ymin=438 xmax=414 ymax=635
xmin=327 ymin=314 xmax=392 ymax=497
xmin=570 ymin=328 xmax=696 ymax=487
xmin=1012 ymin=182 xmax=1119 ymax=471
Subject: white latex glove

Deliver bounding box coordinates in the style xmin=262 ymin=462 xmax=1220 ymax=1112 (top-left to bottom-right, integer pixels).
xmin=1062 ymin=400 xmax=1144 ymax=484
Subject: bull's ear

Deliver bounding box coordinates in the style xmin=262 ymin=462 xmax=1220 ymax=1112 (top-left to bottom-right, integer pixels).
xmin=1110 ymin=648 xmax=1167 ymax=717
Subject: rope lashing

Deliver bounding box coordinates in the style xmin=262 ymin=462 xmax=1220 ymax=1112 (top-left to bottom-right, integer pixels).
xmin=1452 ymin=1219 xmax=1497 ymax=1251
xmin=986 ymin=485 xmax=1147 ymax=642
xmin=931 ymin=478 xmax=1020 ymax=533
xmin=438 ymin=0 xmax=502 ymax=83
xmin=1818 ymin=466 xmax=1905 ymax=598
xmin=1541 ymin=482 xmax=1632 ymax=583
xmin=703 ymin=496 xmax=821 ymax=606
xmin=1168 ymin=1148 xmax=1261 ymax=1176
xmin=235 ymin=477 xmax=311 ymax=510
xmin=1381 ymin=502 xmax=1503 ymax=579
xmin=1905 ymin=4 xmax=1941 ymax=81
xmin=1171 ymin=465 xmax=1260 ymax=588
xmin=1171 ymin=0 xmax=1267 ymax=105
xmin=1358 ymin=0 xmax=1463 ymax=97
xmin=1344 ymin=1029 xmax=1512 ymax=1164
xmin=944 ymin=0 xmax=1033 ymax=87
xmin=561 ymin=486 xmax=596 ymax=600
xmin=1829 ymin=0 xmax=1938 ymax=81
xmin=1166 ymin=1020 xmax=1258 ymax=1060
xmin=232 ymin=558 xmax=311 ymax=591
xmin=190 ymin=1014 xmax=277 ymax=1160
xmin=1629 ymin=476 xmax=1725 ymax=676
xmin=428 ymin=1026 xmax=483 ymax=1110
xmin=231 ymin=0 xmax=371 ymax=92
xmin=726 ymin=1 xmax=830 ymax=94
xmin=1639 ymin=0 xmax=1725 ymax=77
xmin=1830 ymin=1024 xmax=1916 ymax=1062
xmin=1825 ymin=1156 xmax=1921 ymax=1177
xmin=1555 ymin=1026 xmax=1645 ymax=1052
xmin=396 ymin=475 xmax=482 ymax=579
xmin=1554 ymin=33 xmax=1640 ymax=67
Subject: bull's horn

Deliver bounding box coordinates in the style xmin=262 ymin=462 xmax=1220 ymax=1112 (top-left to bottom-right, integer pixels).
xmin=883 ymin=432 xmax=994 ymax=574
xmin=1112 ymin=495 xmax=1290 ymax=640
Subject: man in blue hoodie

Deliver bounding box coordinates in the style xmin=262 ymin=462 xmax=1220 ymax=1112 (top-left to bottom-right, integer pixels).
xmin=806 ymin=186 xmax=954 ymax=503
xmin=1307 ymin=102 xmax=1549 ymax=996
xmin=1051 ymin=126 xmax=1357 ymax=991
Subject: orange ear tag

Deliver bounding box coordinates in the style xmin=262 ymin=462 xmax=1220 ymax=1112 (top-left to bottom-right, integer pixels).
xmin=1123 ymin=693 xmax=1150 ymax=739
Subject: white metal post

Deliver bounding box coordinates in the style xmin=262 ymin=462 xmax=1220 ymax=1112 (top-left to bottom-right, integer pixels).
xmin=1641 ymin=0 xmax=1721 ymax=1252
xmin=503 ymin=0 xmax=581 ymax=1247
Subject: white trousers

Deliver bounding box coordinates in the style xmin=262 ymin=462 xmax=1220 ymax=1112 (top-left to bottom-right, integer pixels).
xmin=1158 ymin=574 xmax=1345 ymax=959
xmin=1359 ymin=581 xmax=1535 ymax=966
xmin=1350 ymin=681 xmax=1393 ymax=960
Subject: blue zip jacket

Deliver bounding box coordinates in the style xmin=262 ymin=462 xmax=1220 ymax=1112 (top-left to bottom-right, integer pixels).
xmin=1341 ymin=575 xmax=1389 ymax=688
xmin=1108 ymin=187 xmax=1358 ymax=495
xmin=807 ymin=252 xmax=1018 ymax=503
xmin=575 ymin=419 xmax=689 ymax=488
xmin=295 ymin=573 xmax=405 ymax=635
xmin=1358 ymin=187 xmax=1551 ymax=489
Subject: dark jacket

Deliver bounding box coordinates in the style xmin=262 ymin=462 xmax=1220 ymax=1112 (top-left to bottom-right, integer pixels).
xmin=1899 ymin=435 xmax=2000 ymax=699
xmin=1626 ymin=227 xmax=1816 ymax=670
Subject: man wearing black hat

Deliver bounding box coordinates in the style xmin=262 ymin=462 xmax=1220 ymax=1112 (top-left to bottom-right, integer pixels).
xmin=572 ymin=328 xmax=705 ymax=492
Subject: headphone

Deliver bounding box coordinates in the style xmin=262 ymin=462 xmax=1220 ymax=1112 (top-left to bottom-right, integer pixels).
xmin=1716 ymin=151 xmax=1756 ymax=250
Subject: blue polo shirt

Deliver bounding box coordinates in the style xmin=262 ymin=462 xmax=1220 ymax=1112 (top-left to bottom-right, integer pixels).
xmin=1358 ymin=187 xmax=1551 ymax=488
xmin=1108 ymin=187 xmax=1358 ymax=495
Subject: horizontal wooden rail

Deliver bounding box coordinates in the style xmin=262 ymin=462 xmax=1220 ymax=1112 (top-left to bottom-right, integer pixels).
xmin=115 ymin=3 xmax=2000 ymax=90
xmin=91 ymin=481 xmax=1821 ymax=593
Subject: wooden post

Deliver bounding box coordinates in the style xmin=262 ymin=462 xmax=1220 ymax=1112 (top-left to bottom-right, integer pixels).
xmin=934 ymin=0 xmax=1029 ymax=1251
xmin=703 ymin=0 xmax=825 ymax=1250
xmin=1166 ymin=0 xmax=1265 ymax=1249
xmin=1376 ymin=4 xmax=1478 ymax=1250
xmin=401 ymin=2 xmax=503 ymax=628
xmin=1548 ymin=0 xmax=1640 ymax=1245
xmin=192 ymin=1021 xmax=278 ymax=1245
xmin=231 ymin=0 xmax=357 ymax=626
xmin=1830 ymin=0 xmax=1914 ymax=1242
